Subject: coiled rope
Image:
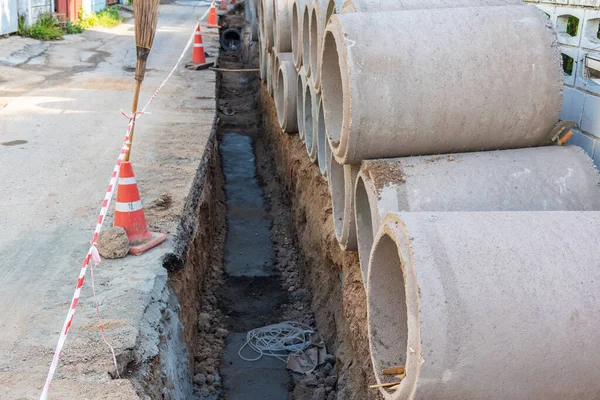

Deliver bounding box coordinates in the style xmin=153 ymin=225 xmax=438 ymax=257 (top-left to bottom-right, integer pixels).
xmin=238 ymin=321 xmax=315 ymax=362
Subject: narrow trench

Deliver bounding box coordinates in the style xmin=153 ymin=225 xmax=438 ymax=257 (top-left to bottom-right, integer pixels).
xmin=188 ymin=9 xmax=338 ymax=400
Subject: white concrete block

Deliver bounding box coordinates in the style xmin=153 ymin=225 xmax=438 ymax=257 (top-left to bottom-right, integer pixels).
xmin=560 ymin=86 xmax=585 ymax=123
xmin=556 ymin=7 xmax=585 ymax=47
xmin=539 ymin=0 xmax=568 ymax=5
xmin=561 ymin=45 xmax=579 ymax=86
xmin=581 ymin=94 xmax=600 ymax=137
xmin=535 ymin=4 xmax=557 ymax=21
xmin=568 ymin=0 xmax=599 ymax=7
xmin=567 ymin=129 xmax=596 ymax=158
xmin=577 ymin=49 xmax=600 ymax=96
xmin=581 ymin=10 xmax=600 ymax=50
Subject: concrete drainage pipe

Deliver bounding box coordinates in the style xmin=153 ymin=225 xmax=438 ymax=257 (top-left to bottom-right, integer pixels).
xmin=221 ymin=29 xmax=242 ymax=51
xmin=309 ymin=0 xmax=328 ymax=91
xmin=304 ymin=81 xmax=318 ymax=162
xmin=368 ymin=211 xmax=600 ymax=400
xmin=301 ymin=1 xmax=314 ymax=77
xmin=245 ymin=0 xmax=259 ymax=42
xmin=315 ymin=95 xmax=327 ymax=176
xmin=259 ymin=0 xmax=275 ymax=50
xmin=296 ymin=67 xmax=308 ymax=141
xmin=320 ymin=6 xmax=562 ymax=164
xmin=266 ymin=52 xmax=274 ymax=97
xmin=259 ymin=32 xmax=267 ymax=81
xmin=329 ymin=157 xmax=359 ymax=251
xmin=291 ymin=0 xmax=306 ymax=69
xmin=354 ymin=146 xmax=600 ymax=285
xmin=274 ymin=0 xmax=294 ymax=52
xmin=273 ymin=51 xmax=293 ymax=95
xmin=275 ymin=60 xmax=299 ymax=133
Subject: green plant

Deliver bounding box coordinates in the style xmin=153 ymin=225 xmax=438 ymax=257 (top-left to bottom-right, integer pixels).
xmin=566 ymin=16 xmax=579 ymax=37
xmin=65 ymin=20 xmax=84 ymax=34
xmin=562 ymin=54 xmax=574 ymax=76
xmin=17 ymin=13 xmax=63 ymax=41
xmin=77 ymin=7 xmax=123 ymax=29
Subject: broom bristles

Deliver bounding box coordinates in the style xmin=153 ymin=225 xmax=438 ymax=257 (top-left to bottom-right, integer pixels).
xmin=134 ymin=0 xmax=161 ymax=82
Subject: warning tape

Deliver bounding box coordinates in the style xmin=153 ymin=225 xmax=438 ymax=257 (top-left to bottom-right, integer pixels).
xmin=40 ymin=20 xmax=200 ymax=400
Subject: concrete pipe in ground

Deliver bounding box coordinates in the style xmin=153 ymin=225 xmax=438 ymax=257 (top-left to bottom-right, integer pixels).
xmin=273 ymin=51 xmax=294 ymax=95
xmin=259 ymin=0 xmax=275 ymax=50
xmin=259 ymin=31 xmax=267 ymax=81
xmin=266 ymin=51 xmax=274 ymax=97
xmin=355 ymin=146 xmax=600 ymax=283
xmin=296 ymin=67 xmax=308 ymax=141
xmin=368 ymin=211 xmax=600 ymax=400
xmin=274 ymin=0 xmax=294 ymax=52
xmin=328 ymin=157 xmax=358 ymax=250
xmin=275 ymin=60 xmax=299 ymax=133
xmin=304 ymin=79 xmax=318 ymax=162
xmin=320 ymin=6 xmax=562 ymax=164
xmin=291 ymin=0 xmax=306 ymax=69
xmin=309 ymin=0 xmax=328 ymax=91
xmin=301 ymin=1 xmax=314 ymax=77
xmin=315 ymin=94 xmax=327 ymax=176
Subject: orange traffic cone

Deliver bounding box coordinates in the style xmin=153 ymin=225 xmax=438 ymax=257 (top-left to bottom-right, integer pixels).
xmin=219 ymin=0 xmax=227 ymax=10
xmin=114 ymin=162 xmax=167 ymax=256
xmin=192 ymin=25 xmax=206 ymax=64
xmin=206 ymin=1 xmax=220 ymax=28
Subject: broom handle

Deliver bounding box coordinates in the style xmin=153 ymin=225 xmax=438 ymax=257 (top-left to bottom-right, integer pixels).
xmin=124 ymin=80 xmax=142 ymax=162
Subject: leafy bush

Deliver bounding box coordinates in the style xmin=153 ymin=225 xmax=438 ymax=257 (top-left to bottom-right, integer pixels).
xmin=77 ymin=7 xmax=123 ymax=29
xmin=18 ymin=13 xmax=63 ymax=41
xmin=66 ymin=20 xmax=84 ymax=34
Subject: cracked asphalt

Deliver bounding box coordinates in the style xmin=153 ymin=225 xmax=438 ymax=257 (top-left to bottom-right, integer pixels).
xmin=0 ymin=3 xmax=218 ymax=398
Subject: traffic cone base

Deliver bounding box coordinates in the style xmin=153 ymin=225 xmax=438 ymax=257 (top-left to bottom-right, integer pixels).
xmin=114 ymin=161 xmax=167 ymax=256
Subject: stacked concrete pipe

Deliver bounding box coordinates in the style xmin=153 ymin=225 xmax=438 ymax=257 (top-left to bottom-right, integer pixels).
xmin=328 ymin=157 xmax=359 ymax=250
xmin=325 ymin=0 xmax=344 ymax=18
xmin=315 ymin=95 xmax=327 ymax=176
xmin=296 ymin=67 xmax=308 ymax=141
xmin=273 ymin=52 xmax=293 ymax=94
xmin=274 ymin=0 xmax=294 ymax=52
xmin=320 ymin=5 xmax=562 ymax=164
xmin=301 ymin=1 xmax=314 ymax=77
xmin=291 ymin=0 xmax=306 ymax=68
xmin=354 ymin=146 xmax=600 ymax=283
xmin=245 ymin=0 xmax=259 ymax=42
xmin=266 ymin=51 xmax=274 ymax=96
xmin=308 ymin=0 xmax=328 ymax=90
xmin=259 ymin=0 xmax=275 ymax=50
xmin=368 ymin=211 xmax=600 ymax=399
xmin=259 ymin=31 xmax=267 ymax=81
xmin=304 ymin=81 xmax=318 ymax=162
xmin=275 ymin=60 xmax=299 ymax=133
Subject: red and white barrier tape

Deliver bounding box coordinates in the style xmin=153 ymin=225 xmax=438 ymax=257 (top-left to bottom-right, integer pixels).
xmin=40 ymin=20 xmax=200 ymax=400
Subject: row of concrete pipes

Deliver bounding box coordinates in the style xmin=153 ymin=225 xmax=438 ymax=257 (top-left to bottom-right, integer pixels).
xmin=250 ymin=0 xmax=600 ymax=398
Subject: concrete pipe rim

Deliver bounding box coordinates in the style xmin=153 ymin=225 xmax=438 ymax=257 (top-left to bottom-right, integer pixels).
xmin=275 ymin=67 xmax=286 ymax=128
xmin=316 ymin=96 xmax=327 ymax=176
xmin=304 ymin=82 xmax=315 ymax=157
xmin=221 ymin=28 xmax=242 ymax=51
xmin=281 ymin=61 xmax=298 ymax=133
xmin=259 ymin=33 xmax=266 ymax=81
xmin=325 ymin=132 xmax=333 ymax=188
xmin=367 ymin=216 xmax=421 ymax=399
xmin=292 ymin=2 xmax=300 ymax=66
xmin=320 ymin=20 xmax=349 ymax=161
xmin=302 ymin=3 xmax=312 ymax=77
xmin=297 ymin=69 xmax=306 ymax=140
xmin=329 ymin=157 xmax=345 ymax=242
xmin=354 ymin=172 xmax=377 ymax=286
xmin=309 ymin=8 xmax=319 ymax=85
xmin=266 ymin=53 xmax=273 ymax=97
xmin=325 ymin=0 xmax=336 ymax=23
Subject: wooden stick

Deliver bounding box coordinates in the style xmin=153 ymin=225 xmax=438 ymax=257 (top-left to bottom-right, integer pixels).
xmin=209 ymin=67 xmax=260 ymax=72
xmin=382 ymin=365 xmax=405 ymax=375
xmin=369 ymin=382 xmax=401 ymax=389
xmin=388 ymin=384 xmax=400 ymax=390
xmin=124 ymin=80 xmax=142 ymax=162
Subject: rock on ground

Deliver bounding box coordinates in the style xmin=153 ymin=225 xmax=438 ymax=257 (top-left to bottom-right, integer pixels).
xmin=97 ymin=227 xmax=130 ymax=259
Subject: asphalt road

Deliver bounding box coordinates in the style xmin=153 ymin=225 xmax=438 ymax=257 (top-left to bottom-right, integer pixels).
xmin=0 ymin=2 xmax=217 ymax=398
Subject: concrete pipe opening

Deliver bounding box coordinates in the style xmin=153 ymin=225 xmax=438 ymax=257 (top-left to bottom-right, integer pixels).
xmin=266 ymin=52 xmax=273 ymax=97
xmin=354 ymin=175 xmax=373 ymax=282
xmin=368 ymin=233 xmax=409 ymax=396
xmin=325 ymin=0 xmax=336 ymax=22
xmin=320 ymin=29 xmax=344 ymax=152
xmin=259 ymin=33 xmax=266 ymax=81
xmin=292 ymin=2 xmax=300 ymax=64
xmin=304 ymin=82 xmax=314 ymax=157
xmin=309 ymin=9 xmax=319 ymax=82
xmin=329 ymin=157 xmax=345 ymax=241
xmin=275 ymin=68 xmax=286 ymax=127
xmin=297 ymin=69 xmax=306 ymax=140
xmin=221 ymin=29 xmax=242 ymax=51
xmin=316 ymin=96 xmax=327 ymax=176
xmin=302 ymin=4 xmax=312 ymax=76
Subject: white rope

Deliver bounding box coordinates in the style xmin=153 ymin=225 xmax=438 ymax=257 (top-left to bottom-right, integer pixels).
xmin=238 ymin=322 xmax=315 ymax=362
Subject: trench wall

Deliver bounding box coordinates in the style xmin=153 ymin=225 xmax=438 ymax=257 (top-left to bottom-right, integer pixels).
xmin=531 ymin=0 xmax=600 ymax=161
xmin=258 ymin=84 xmax=380 ymax=400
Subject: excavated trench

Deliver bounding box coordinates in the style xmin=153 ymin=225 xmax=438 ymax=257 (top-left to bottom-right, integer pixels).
xmin=160 ymin=7 xmax=374 ymax=400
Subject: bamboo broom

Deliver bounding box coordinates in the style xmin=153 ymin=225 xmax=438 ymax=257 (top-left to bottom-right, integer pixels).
xmin=125 ymin=0 xmax=161 ymax=161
